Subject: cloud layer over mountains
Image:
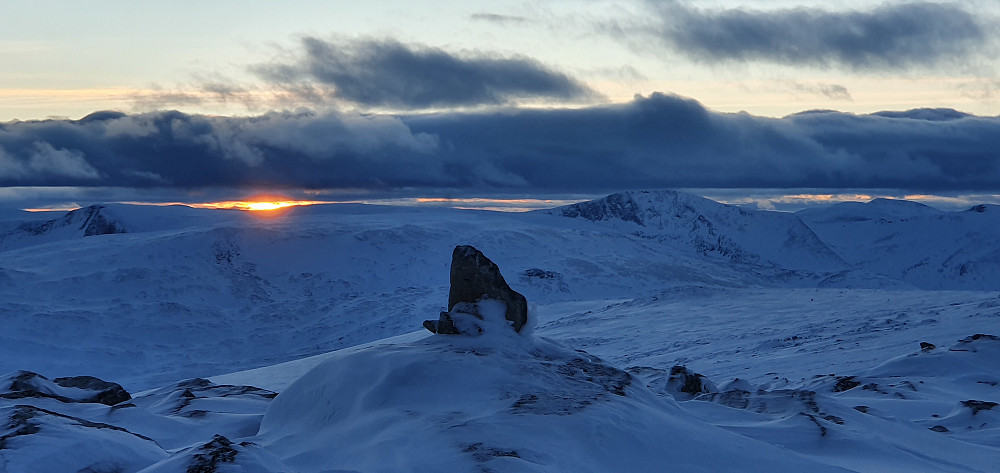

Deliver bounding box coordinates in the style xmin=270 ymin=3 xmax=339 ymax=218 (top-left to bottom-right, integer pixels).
xmin=2 ymin=94 xmax=999 ymax=194
xmin=640 ymin=1 xmax=989 ymax=70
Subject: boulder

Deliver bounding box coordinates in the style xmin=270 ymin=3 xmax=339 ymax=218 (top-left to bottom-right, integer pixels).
xmin=666 ymin=365 xmax=717 ymax=397
xmin=424 ymin=245 xmax=528 ymax=334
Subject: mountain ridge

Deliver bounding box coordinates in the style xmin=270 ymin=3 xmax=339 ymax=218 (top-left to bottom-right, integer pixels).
xmin=546 ymin=189 xmax=847 ymax=272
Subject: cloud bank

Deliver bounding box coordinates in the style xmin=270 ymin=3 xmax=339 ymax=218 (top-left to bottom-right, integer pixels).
xmin=251 ymin=37 xmax=595 ymax=109
xmin=2 ymin=94 xmax=999 ymax=194
xmin=643 ymin=1 xmax=987 ymax=70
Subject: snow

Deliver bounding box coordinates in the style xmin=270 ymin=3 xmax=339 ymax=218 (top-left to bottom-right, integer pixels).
xmin=1 ymin=190 xmax=998 ymax=472
xmin=799 ymin=198 xmax=1000 ymax=289
xmin=254 ymin=327 xmax=850 ymax=473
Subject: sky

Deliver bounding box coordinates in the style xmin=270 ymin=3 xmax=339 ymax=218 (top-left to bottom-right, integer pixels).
xmin=2 ymin=0 xmax=1000 ymax=211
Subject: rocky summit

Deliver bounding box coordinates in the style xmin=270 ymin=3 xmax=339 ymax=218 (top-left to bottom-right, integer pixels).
xmin=424 ymin=245 xmax=528 ymax=334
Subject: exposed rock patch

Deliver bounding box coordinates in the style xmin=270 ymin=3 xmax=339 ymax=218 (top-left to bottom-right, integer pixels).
xmin=962 ymin=400 xmax=998 ymax=415
xmin=425 ymin=245 xmax=528 ymax=334
xmin=53 ymin=376 xmax=132 ymax=406
xmin=833 ymin=376 xmax=861 ymax=392
xmin=668 ymin=365 xmax=717 ymax=397
xmin=2 ymin=371 xmax=131 ymax=406
xmin=187 ymin=435 xmax=238 ymax=473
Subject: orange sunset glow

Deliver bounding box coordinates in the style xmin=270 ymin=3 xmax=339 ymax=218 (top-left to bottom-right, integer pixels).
xmin=186 ymin=199 xmax=331 ymax=212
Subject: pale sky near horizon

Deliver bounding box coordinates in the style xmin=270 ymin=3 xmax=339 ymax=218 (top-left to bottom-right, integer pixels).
xmin=2 ymin=0 xmax=1000 ymax=210
xmin=3 ymin=0 xmax=999 ymax=121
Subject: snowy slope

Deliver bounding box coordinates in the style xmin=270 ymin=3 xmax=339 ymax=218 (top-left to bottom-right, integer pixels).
xmin=547 ymin=190 xmax=848 ymax=272
xmin=2 ymin=197 xmax=850 ymax=389
xmin=0 ymin=203 xmax=243 ymax=252
xmin=1 ymin=190 xmax=999 ymax=472
xmin=800 ymin=199 xmax=1000 ymax=289
xmin=249 ymin=323 xmax=853 ymax=473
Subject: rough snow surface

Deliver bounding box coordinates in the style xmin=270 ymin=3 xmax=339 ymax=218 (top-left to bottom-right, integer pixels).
xmin=1 ymin=190 xmax=998 ymax=472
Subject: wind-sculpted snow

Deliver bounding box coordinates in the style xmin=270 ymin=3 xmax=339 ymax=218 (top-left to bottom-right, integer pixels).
xmin=0 ymin=374 xmax=275 ymax=473
xmin=0 ymin=190 xmax=998 ymax=471
xmin=540 ymin=289 xmax=1000 ymax=472
xmin=251 ymin=322 xmax=849 ymax=473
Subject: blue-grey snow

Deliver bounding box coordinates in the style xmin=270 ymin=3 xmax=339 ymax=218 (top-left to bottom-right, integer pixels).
xmin=1 ymin=190 xmax=998 ymax=472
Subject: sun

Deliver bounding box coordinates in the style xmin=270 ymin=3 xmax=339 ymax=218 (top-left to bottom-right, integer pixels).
xmin=184 ymin=197 xmax=327 ymax=213
xmin=241 ymin=201 xmax=297 ymax=211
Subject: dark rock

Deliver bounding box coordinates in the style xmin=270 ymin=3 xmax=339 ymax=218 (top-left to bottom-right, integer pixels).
xmin=929 ymin=425 xmax=950 ymax=433
xmin=834 ymin=376 xmax=861 ymax=392
xmin=962 ymin=400 xmax=998 ymax=415
xmin=854 ymin=405 xmax=870 ymax=413
xmin=449 ymin=245 xmax=528 ymax=332
xmin=424 ymin=311 xmax=460 ymax=335
xmin=960 ymin=334 xmax=998 ymax=342
xmin=2 ymin=371 xmax=129 ymax=406
xmin=188 ymin=434 xmax=238 ymax=473
xmin=950 ymin=334 xmax=999 ymax=352
xmin=53 ymin=376 xmax=131 ymax=406
xmin=522 ymin=268 xmax=561 ymax=280
xmin=463 ymin=442 xmax=520 ymax=463
xmin=509 ymin=355 xmax=633 ymax=415
xmin=425 ymin=245 xmax=528 ymax=334
xmin=920 ymin=341 xmax=936 ymax=351
xmin=713 ymin=389 xmax=751 ymax=409
xmin=160 ymin=379 xmax=277 ymax=415
xmin=0 ymin=405 xmax=42 ymax=450
xmin=667 ymin=365 xmax=716 ymax=396
xmin=559 ymin=358 xmax=631 ymax=397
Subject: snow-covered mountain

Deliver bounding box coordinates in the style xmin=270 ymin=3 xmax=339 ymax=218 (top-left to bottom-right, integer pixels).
xmin=0 ymin=204 xmax=242 ymax=253
xmin=799 ymin=199 xmax=1000 ymax=289
xmin=547 ymin=189 xmax=847 ymax=271
xmin=0 ymin=205 xmax=127 ymax=252
xmin=1 ymin=190 xmax=998 ymax=472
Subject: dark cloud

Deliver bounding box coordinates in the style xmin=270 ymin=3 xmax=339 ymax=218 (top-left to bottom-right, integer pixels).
xmin=644 ymin=1 xmax=987 ymax=70
xmin=250 ymin=37 xmax=596 ymax=109
xmin=2 ymin=94 xmax=1000 ymax=194
xmin=469 ymin=13 xmax=529 ymax=25
xmin=0 ymin=109 xmax=440 ymax=188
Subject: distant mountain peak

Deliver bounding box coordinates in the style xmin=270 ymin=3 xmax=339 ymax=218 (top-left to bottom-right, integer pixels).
xmin=74 ymin=205 xmax=127 ymax=236
xmin=551 ymin=190 xmax=711 ymax=227
xmin=548 ymin=190 xmax=846 ymax=272
xmin=0 ymin=204 xmax=127 ymax=252
xmin=33 ymin=204 xmax=128 ymax=237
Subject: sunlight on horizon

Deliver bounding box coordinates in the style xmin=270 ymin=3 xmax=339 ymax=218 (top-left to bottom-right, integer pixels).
xmin=18 ymin=192 xmax=1000 ymax=214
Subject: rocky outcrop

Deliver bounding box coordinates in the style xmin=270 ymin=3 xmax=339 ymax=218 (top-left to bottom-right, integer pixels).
xmin=667 ymin=365 xmax=717 ymax=397
xmin=424 ymin=245 xmax=528 ymax=334
xmin=52 ymin=375 xmax=132 ymax=406
xmin=1 ymin=371 xmax=131 ymax=406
